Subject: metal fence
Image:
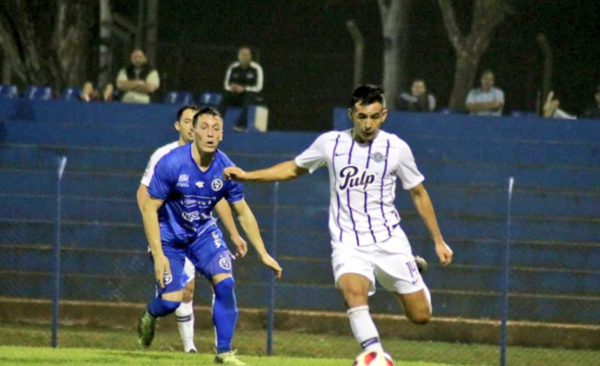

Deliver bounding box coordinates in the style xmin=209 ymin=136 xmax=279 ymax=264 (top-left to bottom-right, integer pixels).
xmin=1 ymin=143 xmax=598 ymax=365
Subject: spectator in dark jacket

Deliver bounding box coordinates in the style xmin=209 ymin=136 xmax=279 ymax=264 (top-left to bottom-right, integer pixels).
xmin=221 ymin=46 xmax=264 ymax=131
xmin=397 ymin=79 xmax=436 ymax=112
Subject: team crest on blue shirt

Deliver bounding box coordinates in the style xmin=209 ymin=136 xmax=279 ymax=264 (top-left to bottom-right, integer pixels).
xmin=211 ymin=178 xmax=223 ymax=191
xmin=369 ymin=152 xmax=387 ymax=163
xmin=219 ymin=256 xmax=231 ymax=270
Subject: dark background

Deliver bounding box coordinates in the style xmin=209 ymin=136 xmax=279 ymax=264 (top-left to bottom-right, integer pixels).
xmin=111 ymin=0 xmax=600 ymax=131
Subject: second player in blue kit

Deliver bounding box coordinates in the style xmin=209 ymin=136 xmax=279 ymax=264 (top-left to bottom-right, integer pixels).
xmin=138 ymin=107 xmax=282 ymax=366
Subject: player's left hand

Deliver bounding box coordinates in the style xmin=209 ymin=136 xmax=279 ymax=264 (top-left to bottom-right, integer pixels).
xmin=260 ymin=253 xmax=283 ymax=279
xmin=435 ymin=241 xmax=453 ymax=265
xmin=232 ymin=235 xmax=248 ymax=257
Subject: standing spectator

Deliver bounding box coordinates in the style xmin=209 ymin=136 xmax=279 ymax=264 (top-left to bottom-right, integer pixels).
xmin=221 ymin=46 xmax=264 ymax=131
xmin=466 ymin=70 xmax=504 ymax=116
xmin=397 ymin=79 xmax=436 ymax=112
xmin=116 ymin=49 xmax=160 ymax=104
xmin=582 ymin=85 xmax=600 ymax=119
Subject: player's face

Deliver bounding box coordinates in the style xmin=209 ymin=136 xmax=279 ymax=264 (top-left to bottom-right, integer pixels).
xmin=194 ymin=114 xmax=223 ymax=153
xmin=349 ymin=102 xmax=387 ymax=143
xmin=175 ymin=108 xmax=196 ymax=144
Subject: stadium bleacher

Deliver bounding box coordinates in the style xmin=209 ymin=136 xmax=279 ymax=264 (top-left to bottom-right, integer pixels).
xmin=0 ymin=99 xmax=599 ymax=326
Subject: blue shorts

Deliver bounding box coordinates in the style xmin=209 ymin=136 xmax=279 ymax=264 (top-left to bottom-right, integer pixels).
xmin=155 ymin=228 xmax=234 ymax=296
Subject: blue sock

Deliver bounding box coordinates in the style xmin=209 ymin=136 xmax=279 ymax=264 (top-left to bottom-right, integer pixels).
xmin=212 ymin=277 xmax=238 ymax=354
xmin=147 ymin=297 xmax=181 ymax=317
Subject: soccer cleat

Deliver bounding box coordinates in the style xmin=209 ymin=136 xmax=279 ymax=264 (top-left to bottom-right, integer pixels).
xmin=186 ymin=348 xmax=197 ymax=354
xmin=414 ymin=255 xmax=428 ymax=273
xmin=137 ymin=311 xmax=158 ymax=347
xmin=214 ymin=350 xmax=250 ymax=365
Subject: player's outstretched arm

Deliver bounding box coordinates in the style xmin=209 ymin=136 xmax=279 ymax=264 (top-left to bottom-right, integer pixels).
xmin=231 ymin=199 xmax=283 ymax=279
xmin=223 ymin=160 xmax=308 ymax=182
xmin=214 ymin=198 xmax=247 ymax=257
xmin=142 ymin=197 xmax=171 ymax=287
xmin=409 ymin=183 xmax=453 ymax=265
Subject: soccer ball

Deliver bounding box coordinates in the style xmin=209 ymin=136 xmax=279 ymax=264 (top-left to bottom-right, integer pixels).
xmin=352 ymin=350 xmax=394 ymax=366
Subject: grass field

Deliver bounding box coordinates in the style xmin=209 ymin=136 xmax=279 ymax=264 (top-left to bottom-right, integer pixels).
xmin=0 ymin=323 xmax=598 ymax=366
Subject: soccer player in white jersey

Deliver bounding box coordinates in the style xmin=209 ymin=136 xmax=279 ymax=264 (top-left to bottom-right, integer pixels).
xmin=223 ymin=85 xmax=453 ymax=359
xmin=136 ymin=105 xmax=248 ymax=353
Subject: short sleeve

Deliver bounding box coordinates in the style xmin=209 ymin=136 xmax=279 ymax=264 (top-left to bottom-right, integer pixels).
xmin=224 ymin=180 xmax=244 ymax=204
xmin=394 ymin=139 xmax=425 ymax=190
xmin=146 ymin=70 xmax=160 ymax=88
xmin=294 ymin=133 xmax=330 ymax=173
xmin=140 ymin=149 xmax=162 ymax=186
xmin=496 ymin=89 xmax=505 ymax=104
xmin=116 ymin=69 xmax=127 ymax=82
xmin=466 ymin=90 xmax=476 ymax=104
xmin=147 ymin=158 xmax=174 ymax=200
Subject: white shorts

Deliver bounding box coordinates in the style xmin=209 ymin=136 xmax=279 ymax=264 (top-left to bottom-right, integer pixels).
xmin=331 ymin=226 xmax=425 ymax=296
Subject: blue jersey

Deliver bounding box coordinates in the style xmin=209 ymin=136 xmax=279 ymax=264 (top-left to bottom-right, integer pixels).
xmin=148 ymin=144 xmax=244 ymax=245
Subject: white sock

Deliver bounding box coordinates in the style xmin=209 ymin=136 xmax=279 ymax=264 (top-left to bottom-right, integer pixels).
xmin=175 ymin=301 xmax=196 ymax=352
xmin=212 ymin=293 xmax=217 ymax=349
xmin=347 ymin=305 xmax=383 ymax=352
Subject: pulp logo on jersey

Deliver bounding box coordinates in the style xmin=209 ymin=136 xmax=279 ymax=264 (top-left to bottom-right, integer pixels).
xmin=339 ymin=165 xmax=376 ymax=191
xmin=195 ymin=181 xmax=205 ymax=188
xmin=211 ymin=178 xmax=223 ymax=191
xmin=177 ymin=174 xmax=190 ymax=188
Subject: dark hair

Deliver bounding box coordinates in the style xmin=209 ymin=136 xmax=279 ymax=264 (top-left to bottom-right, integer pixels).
xmin=349 ymin=85 xmax=386 ymax=109
xmin=176 ymin=105 xmax=200 ymax=122
xmin=192 ymin=107 xmax=222 ymax=128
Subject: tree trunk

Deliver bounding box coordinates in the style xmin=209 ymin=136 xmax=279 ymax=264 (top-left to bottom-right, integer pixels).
xmin=99 ymin=0 xmax=112 ymax=87
xmin=0 ymin=0 xmax=93 ymax=93
xmin=449 ymin=54 xmax=480 ymax=109
xmin=346 ymin=19 xmax=364 ymax=90
xmin=145 ymin=0 xmax=158 ymax=66
xmin=379 ymin=0 xmax=410 ymax=110
xmin=438 ymin=0 xmax=511 ymax=111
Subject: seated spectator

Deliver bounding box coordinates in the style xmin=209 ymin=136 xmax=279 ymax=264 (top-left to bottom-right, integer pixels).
xmin=542 ymin=91 xmax=576 ymax=119
xmin=221 ymin=46 xmax=264 ymax=131
xmin=79 ymin=82 xmax=114 ymax=102
xmin=116 ymin=49 xmax=159 ymax=104
xmin=397 ymin=79 xmax=436 ymax=112
xmin=581 ymin=85 xmax=600 ymax=119
xmin=466 ymin=70 xmax=504 ymax=116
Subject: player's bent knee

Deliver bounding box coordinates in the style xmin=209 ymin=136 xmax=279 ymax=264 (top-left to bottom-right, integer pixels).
xmin=408 ymin=311 xmax=431 ymax=325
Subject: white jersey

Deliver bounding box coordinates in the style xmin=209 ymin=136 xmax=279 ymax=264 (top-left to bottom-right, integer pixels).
xmin=295 ymin=129 xmax=424 ymax=246
xmin=140 ymin=141 xmax=180 ymax=186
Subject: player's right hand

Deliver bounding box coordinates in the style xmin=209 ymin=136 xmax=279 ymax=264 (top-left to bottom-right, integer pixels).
xmin=223 ymin=167 xmax=247 ymax=181
xmin=260 ymin=253 xmax=283 ymax=279
xmin=153 ymin=254 xmax=171 ymax=288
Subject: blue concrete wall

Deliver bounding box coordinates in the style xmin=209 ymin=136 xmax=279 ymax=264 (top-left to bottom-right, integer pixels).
xmin=1 ymin=101 xmax=599 ymax=324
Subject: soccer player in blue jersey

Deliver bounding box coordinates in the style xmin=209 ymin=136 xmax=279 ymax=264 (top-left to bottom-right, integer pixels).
xmin=139 ymin=107 xmax=282 ymax=365
xmin=137 ymin=104 xmax=248 ymax=353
